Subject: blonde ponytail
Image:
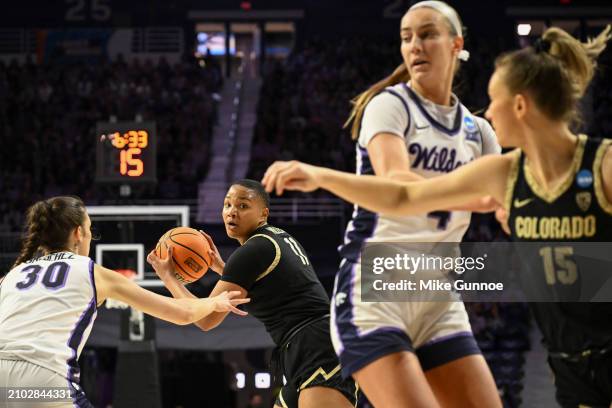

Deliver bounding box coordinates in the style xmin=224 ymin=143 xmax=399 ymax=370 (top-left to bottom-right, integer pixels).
xmin=344 ymin=63 xmax=410 ymax=140
xmin=543 ymin=25 xmax=611 ymax=99
xmin=496 ymin=25 xmax=611 ymax=123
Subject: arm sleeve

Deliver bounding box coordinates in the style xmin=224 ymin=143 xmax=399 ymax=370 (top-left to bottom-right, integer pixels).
xmin=475 ymin=117 xmax=501 ymax=156
xmin=220 ymin=236 xmax=278 ymax=291
xmin=358 ymin=91 xmax=409 ymax=148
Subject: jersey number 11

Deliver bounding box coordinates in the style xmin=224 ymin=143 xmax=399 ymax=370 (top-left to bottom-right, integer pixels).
xmin=284 ymin=238 xmax=310 ymax=265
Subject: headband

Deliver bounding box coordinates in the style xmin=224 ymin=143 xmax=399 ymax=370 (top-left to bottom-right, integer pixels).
xmin=408 ymin=1 xmax=470 ymax=61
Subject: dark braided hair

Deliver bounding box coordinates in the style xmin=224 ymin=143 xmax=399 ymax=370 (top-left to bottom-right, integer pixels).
xmin=13 ymin=196 xmax=87 ymax=267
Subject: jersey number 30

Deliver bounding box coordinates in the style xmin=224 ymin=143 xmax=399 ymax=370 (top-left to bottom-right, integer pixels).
xmin=16 ymin=262 xmax=70 ymax=290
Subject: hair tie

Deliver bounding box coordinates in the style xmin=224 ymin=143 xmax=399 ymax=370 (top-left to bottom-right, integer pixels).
xmin=534 ymin=38 xmax=551 ymax=54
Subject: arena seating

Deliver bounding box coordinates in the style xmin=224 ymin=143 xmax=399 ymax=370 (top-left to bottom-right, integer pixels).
xmin=0 ymin=55 xmax=222 ymax=232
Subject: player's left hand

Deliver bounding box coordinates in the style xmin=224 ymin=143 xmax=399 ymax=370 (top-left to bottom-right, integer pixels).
xmin=147 ymin=247 xmax=176 ymax=281
xmin=211 ymin=290 xmax=250 ymax=316
xmin=262 ymin=160 xmax=322 ymax=195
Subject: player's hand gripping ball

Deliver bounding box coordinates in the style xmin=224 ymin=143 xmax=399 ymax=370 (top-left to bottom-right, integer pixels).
xmin=154 ymin=227 xmax=212 ymax=283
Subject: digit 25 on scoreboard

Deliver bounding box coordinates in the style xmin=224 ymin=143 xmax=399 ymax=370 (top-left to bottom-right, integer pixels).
xmin=96 ymin=122 xmax=157 ymax=183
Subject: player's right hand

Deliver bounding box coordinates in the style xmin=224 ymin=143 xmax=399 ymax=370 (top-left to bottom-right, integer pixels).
xmin=262 ymin=160 xmax=322 ymax=195
xmin=146 ymin=246 xmax=176 ymax=281
xmin=212 ymin=290 xmax=250 ymax=316
xmin=199 ymin=230 xmax=225 ymax=275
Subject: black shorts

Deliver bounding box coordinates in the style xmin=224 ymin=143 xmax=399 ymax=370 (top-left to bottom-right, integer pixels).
xmin=274 ymin=318 xmax=358 ymax=408
xmin=548 ymin=350 xmax=612 ymax=408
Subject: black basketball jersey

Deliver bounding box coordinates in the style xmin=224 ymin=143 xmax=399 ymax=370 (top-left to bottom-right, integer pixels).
xmin=221 ymin=224 xmax=330 ymax=345
xmin=506 ymin=135 xmax=612 ymax=352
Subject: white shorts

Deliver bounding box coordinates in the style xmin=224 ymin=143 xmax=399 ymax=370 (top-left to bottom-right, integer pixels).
xmin=330 ymin=260 xmax=480 ymax=378
xmin=0 ymin=359 xmax=91 ymax=407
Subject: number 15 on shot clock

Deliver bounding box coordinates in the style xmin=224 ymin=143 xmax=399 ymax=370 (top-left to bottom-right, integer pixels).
xmin=95 ymin=121 xmax=157 ymax=183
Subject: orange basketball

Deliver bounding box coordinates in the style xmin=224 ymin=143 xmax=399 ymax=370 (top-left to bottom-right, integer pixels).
xmin=154 ymin=227 xmax=212 ymax=283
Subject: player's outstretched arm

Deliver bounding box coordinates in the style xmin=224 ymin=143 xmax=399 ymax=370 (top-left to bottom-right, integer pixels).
xmin=186 ymin=235 xmax=271 ymax=332
xmin=146 ymin=248 xmax=247 ymax=331
xmin=262 ymin=153 xmax=514 ymax=216
xmin=194 ymin=280 xmax=248 ymax=331
xmin=94 ymin=264 xmax=249 ymax=325
xmin=368 ymin=133 xmax=500 ymax=213
xmin=147 ymin=247 xmax=200 ymax=300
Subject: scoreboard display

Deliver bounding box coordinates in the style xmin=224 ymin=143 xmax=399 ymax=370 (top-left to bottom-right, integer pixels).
xmin=96 ymin=121 xmax=156 ymax=183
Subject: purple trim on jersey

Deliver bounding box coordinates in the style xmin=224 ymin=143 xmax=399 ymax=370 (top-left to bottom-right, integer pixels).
xmin=383 ymin=87 xmax=411 ymax=135
xmin=338 ymin=146 xmax=378 ymax=262
xmin=473 ymin=118 xmax=485 ymax=151
xmin=68 ymin=379 xmax=94 ymax=408
xmin=357 ymin=144 xmax=372 ymax=168
xmin=332 ymin=261 xmax=357 ymax=355
xmin=420 ymin=330 xmax=474 ymax=347
xmin=66 ymin=298 xmax=96 ymax=384
xmin=67 ymin=378 xmax=78 ymax=408
xmin=333 ymin=261 xmax=414 ymax=378
xmin=416 ymin=331 xmax=481 ymax=371
xmin=402 ymin=83 xmax=462 ymax=136
xmin=88 ymin=260 xmax=97 ymax=308
xmin=66 ymin=378 xmax=76 ymax=408
xmin=339 ymin=328 xmax=413 ymax=378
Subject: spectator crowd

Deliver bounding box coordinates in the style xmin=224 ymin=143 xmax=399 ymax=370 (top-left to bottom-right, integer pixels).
xmin=0 ymin=55 xmax=222 ymax=232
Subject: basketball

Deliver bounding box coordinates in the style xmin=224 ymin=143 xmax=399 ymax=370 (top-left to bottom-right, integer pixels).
xmin=155 ymin=227 xmax=212 ymax=283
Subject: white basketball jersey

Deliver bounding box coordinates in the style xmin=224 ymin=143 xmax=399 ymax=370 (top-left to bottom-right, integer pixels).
xmin=339 ymin=83 xmax=500 ymax=261
xmin=0 ymin=252 xmax=97 ymax=383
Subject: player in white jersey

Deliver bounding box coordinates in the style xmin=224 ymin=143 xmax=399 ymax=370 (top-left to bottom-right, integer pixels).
xmin=265 ymin=2 xmax=501 ymax=407
xmin=0 ymin=196 xmax=249 ymax=407
xmin=263 ymin=25 xmax=612 ymax=408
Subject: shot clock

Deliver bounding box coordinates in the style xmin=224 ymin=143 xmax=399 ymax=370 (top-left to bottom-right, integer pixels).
xmin=96 ymin=122 xmax=156 ymax=183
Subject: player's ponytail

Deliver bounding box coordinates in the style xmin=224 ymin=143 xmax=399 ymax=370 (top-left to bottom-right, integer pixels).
xmin=13 ymin=196 xmax=87 ymax=267
xmin=543 ymin=25 xmax=611 ymax=99
xmin=344 ymin=63 xmax=410 ymax=141
xmin=495 ymin=25 xmax=611 ymax=124
xmin=13 ymin=201 xmax=49 ymax=267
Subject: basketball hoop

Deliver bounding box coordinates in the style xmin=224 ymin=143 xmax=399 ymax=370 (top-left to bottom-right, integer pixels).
xmin=115 ymin=268 xmax=137 ymax=280
xmin=105 ymin=269 xmax=137 ymax=310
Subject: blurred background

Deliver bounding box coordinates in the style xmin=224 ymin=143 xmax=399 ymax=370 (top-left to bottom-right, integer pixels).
xmin=0 ymin=0 xmax=611 ymax=407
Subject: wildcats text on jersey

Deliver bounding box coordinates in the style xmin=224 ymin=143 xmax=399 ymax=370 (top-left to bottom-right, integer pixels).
xmin=408 ymin=143 xmax=474 ymax=173
xmin=514 ymin=215 xmax=597 ymax=239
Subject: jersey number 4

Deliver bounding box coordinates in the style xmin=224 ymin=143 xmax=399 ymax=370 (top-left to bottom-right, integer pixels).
xmin=284 ymin=238 xmax=310 ymax=265
xmin=427 ymin=211 xmax=452 ymax=230
xmin=16 ymin=262 xmax=70 ymax=290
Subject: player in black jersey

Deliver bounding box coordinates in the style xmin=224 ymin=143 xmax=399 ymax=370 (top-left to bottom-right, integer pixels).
xmin=148 ymin=180 xmax=357 ymax=408
xmin=263 ymin=26 xmax=612 ymax=407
